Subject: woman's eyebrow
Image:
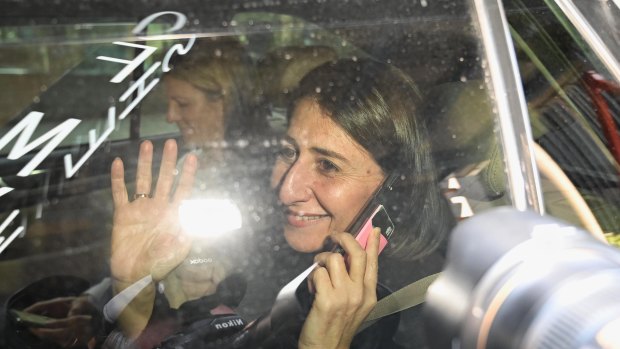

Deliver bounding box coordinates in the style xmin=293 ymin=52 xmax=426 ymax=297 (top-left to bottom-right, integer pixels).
xmin=311 ymin=146 xmax=350 ymax=164
xmin=283 ymin=134 xmax=349 ymax=164
xmin=282 ymin=135 xmax=298 ymax=147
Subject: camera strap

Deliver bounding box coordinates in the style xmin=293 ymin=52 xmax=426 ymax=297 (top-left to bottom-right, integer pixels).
xmin=358 ymin=272 xmax=441 ymax=332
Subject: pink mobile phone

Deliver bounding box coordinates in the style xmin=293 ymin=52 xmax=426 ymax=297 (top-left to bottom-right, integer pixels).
xmin=353 ymin=204 xmax=394 ymax=254
xmin=331 ymin=172 xmax=399 ymax=256
xmin=332 ymin=203 xmax=396 ymax=256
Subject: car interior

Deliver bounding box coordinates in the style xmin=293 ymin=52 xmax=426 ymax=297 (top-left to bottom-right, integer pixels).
xmin=0 ymin=0 xmax=487 ymax=310
xmin=1 ymin=0 xmax=619 ymax=347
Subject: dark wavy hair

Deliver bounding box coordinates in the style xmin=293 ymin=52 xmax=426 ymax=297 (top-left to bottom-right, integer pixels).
xmin=290 ymin=58 xmax=452 ymax=260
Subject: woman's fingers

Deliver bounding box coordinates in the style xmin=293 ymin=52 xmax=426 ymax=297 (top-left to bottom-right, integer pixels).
xmin=111 ymin=158 xmax=128 ymax=206
xmin=321 ymin=230 xmax=379 ymax=309
xmin=173 ymin=153 xmax=198 ymax=203
xmin=364 ymin=228 xmax=380 ymax=292
xmin=29 ymin=327 xmax=71 ymax=345
xmin=329 ymin=232 xmax=367 ymax=284
xmin=301 ymin=232 xmax=381 ymax=349
xmin=153 ymin=139 xmax=179 ymax=200
xmin=358 ymin=228 xmax=380 ymax=313
xmin=135 ymin=140 xmax=154 ymax=196
xmin=314 ymin=252 xmax=347 ymax=289
xmin=29 ymin=315 xmax=93 ymax=347
xmin=114 ymin=139 xmax=195 ymax=204
xmin=309 ymin=266 xmax=334 ymax=297
xmin=24 ymin=297 xmax=73 ymax=314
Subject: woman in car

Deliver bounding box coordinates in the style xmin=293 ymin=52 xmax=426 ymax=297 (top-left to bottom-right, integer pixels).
xmin=108 ymin=58 xmax=451 ymax=348
xmin=163 ymin=35 xmax=267 ymax=150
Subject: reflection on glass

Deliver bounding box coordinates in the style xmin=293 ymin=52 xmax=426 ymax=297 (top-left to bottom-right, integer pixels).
xmin=179 ymin=198 xmax=242 ymax=236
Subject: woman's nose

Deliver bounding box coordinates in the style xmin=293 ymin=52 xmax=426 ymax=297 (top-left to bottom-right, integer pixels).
xmin=166 ymin=103 xmax=181 ymax=123
xmin=278 ymin=161 xmax=313 ymax=205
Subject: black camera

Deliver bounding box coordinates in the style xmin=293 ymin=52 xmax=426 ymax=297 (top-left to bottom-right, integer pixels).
xmin=424 ymin=207 xmax=620 ymax=349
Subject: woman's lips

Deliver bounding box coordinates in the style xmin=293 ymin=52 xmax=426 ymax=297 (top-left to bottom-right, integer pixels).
xmin=285 ymin=211 xmax=329 ymax=228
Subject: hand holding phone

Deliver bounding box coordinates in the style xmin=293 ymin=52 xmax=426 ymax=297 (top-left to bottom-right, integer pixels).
xmin=250 ymin=174 xmax=399 ymax=348
xmin=11 ymin=296 xmax=101 ymax=348
xmin=10 ymin=309 xmax=56 ymax=328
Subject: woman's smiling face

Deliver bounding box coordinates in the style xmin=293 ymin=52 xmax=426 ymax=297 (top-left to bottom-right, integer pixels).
xmin=164 ymin=75 xmax=226 ymax=148
xmin=271 ymin=98 xmax=385 ymax=252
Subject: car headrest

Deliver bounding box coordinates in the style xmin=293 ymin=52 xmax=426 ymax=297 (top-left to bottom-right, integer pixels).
xmin=423 ymin=80 xmax=506 ymax=200
xmin=259 ymin=45 xmax=338 ymax=108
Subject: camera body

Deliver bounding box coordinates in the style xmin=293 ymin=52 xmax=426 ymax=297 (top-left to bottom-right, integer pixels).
xmin=424 ymin=207 xmax=620 ymax=349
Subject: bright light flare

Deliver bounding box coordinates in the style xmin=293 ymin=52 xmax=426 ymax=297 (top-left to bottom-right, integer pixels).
xmin=179 ymin=199 xmax=242 ymax=237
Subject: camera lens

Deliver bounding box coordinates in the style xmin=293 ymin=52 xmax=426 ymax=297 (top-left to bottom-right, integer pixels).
xmin=424 ymin=208 xmax=620 ymax=349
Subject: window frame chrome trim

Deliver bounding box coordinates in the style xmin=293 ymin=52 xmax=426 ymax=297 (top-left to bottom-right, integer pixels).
xmin=553 ymin=0 xmax=620 ymax=84
xmin=471 ymin=0 xmax=544 ymax=213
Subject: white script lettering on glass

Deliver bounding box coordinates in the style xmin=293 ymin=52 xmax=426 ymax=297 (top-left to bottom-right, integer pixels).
xmin=0 ymin=11 xmax=195 ymax=255
xmin=0 ymin=11 xmax=194 ymax=180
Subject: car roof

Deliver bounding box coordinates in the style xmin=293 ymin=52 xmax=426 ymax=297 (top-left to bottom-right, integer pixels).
xmin=0 ymin=0 xmax=468 ymax=25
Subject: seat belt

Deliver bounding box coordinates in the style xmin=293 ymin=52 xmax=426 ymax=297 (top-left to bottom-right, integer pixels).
xmin=358 ymin=272 xmax=441 ymax=332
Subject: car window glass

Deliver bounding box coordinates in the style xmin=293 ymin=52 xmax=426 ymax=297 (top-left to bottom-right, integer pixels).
xmin=0 ymin=2 xmax=516 ymax=348
xmin=0 ymin=23 xmax=142 ymax=154
xmin=506 ymin=0 xmax=620 ymax=243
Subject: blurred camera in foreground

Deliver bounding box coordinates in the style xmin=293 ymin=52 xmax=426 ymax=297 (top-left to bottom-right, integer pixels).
xmin=425 ymin=207 xmax=620 ymax=349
